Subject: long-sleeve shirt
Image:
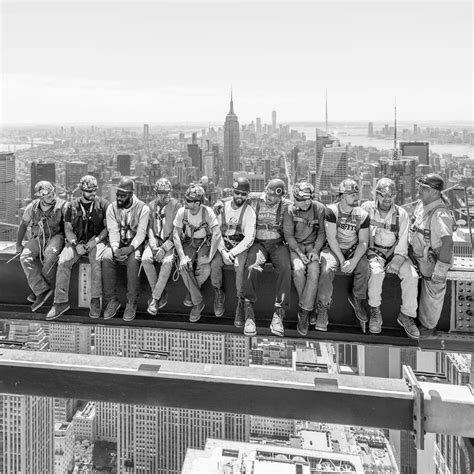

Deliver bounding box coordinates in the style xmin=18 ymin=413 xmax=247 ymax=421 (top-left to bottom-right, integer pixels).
xmin=283 ymin=200 xmax=326 ymax=252
xmin=147 ymin=197 xmax=181 ymax=249
xmin=106 ymin=195 xmax=150 ymax=252
xmin=361 ymin=201 xmax=409 ymax=258
xmin=217 ymin=200 xmax=256 ymax=257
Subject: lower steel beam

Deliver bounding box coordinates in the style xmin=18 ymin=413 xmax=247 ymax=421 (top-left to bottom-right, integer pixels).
xmin=0 ymin=349 xmax=472 ymax=438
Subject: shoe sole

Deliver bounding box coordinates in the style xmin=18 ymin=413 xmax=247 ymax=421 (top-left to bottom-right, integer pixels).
xmin=348 ymin=297 xmax=368 ymax=323
xmin=189 ymin=303 xmax=205 ymax=323
xmin=369 ymin=327 xmax=382 ymax=334
xmin=234 ymin=320 xmax=244 ymax=328
xmin=158 ymin=299 xmax=168 ymax=310
xmin=315 ymin=325 xmax=328 ymax=332
xmin=270 ymin=325 xmax=284 ymax=337
xmin=297 ymin=325 xmax=309 ymax=336
xmin=123 ymin=315 xmax=136 ymax=322
xmin=104 ymin=304 xmax=121 ymax=320
xmin=244 ymin=328 xmax=257 ymax=336
xmin=31 ymin=290 xmax=53 ymax=312
xmin=46 ymin=304 xmax=71 ymax=321
xmin=147 ymin=308 xmax=158 ymax=316
xmin=27 ymin=294 xmax=35 ymax=303
xmin=397 ymin=318 xmax=420 ymax=340
xmin=89 ymin=314 xmax=101 ymax=319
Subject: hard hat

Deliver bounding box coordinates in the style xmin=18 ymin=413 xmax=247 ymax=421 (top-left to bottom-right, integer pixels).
xmin=116 ymin=177 xmax=134 ymax=193
xmin=375 ymin=178 xmax=396 ymax=196
xmin=34 ymin=180 xmax=55 ymax=197
xmin=79 ymin=175 xmax=98 ymax=192
xmin=233 ymin=177 xmax=250 ymax=193
xmin=185 ymin=184 xmax=205 ymax=202
xmin=155 ymin=178 xmax=172 ymax=194
xmin=266 ymin=178 xmax=286 ymax=196
xmin=293 ymin=181 xmax=314 ymax=201
xmin=416 ymin=173 xmax=444 ymax=191
xmin=338 ymin=179 xmax=360 ymax=194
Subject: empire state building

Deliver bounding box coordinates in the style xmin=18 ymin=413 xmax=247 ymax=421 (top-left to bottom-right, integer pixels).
xmin=223 ymin=92 xmax=240 ymax=186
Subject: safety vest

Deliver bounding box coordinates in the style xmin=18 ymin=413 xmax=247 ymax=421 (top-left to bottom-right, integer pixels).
xmin=31 ymin=198 xmax=67 ymax=240
xmin=255 ymin=198 xmax=283 ymax=232
xmin=70 ymin=197 xmax=107 ymax=242
xmin=112 ymin=199 xmax=147 ymax=247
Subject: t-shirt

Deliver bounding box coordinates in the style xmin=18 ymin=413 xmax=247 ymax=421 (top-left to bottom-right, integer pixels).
xmin=248 ymin=193 xmax=289 ymax=241
xmin=217 ymin=201 xmax=256 ymax=256
xmin=173 ymin=205 xmax=218 ymax=239
xmin=326 ymin=203 xmax=370 ymax=250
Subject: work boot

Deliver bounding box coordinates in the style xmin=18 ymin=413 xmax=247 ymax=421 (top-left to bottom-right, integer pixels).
xmin=27 ymin=293 xmax=35 ymax=303
xmin=243 ymin=301 xmax=256 ymax=336
xmin=183 ymin=292 xmax=193 ymax=307
xmin=213 ymin=287 xmax=225 ymax=317
xmin=123 ymin=301 xmax=137 ymax=322
xmin=89 ymin=298 xmax=101 ymax=319
xmin=46 ymin=302 xmax=70 ymax=321
xmin=309 ymin=309 xmax=317 ymax=326
xmin=397 ymin=312 xmax=420 ymax=339
xmin=157 ymin=290 xmax=168 ymax=310
xmin=147 ymin=298 xmax=159 ymax=316
xmin=315 ymin=302 xmax=329 ymax=332
xmin=297 ymin=309 xmax=310 ymax=336
xmin=270 ymin=307 xmax=285 ymax=337
xmin=103 ymin=298 xmax=121 ymax=320
xmin=369 ymin=306 xmax=383 ymax=334
xmin=189 ymin=301 xmax=205 ymax=323
xmin=234 ymin=297 xmax=245 ymax=328
xmin=31 ymin=289 xmax=53 ymax=312
xmin=348 ymin=293 xmax=368 ymax=323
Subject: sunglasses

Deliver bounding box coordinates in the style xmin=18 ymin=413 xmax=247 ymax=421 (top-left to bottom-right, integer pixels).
xmin=233 ymin=190 xmax=248 ymax=197
xmin=185 ymin=198 xmax=199 ymax=203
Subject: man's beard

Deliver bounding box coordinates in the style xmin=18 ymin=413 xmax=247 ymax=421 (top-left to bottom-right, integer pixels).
xmin=83 ymin=193 xmax=95 ymax=202
xmin=117 ymin=197 xmax=132 ymax=208
xmin=349 ymin=200 xmax=359 ymax=208
xmin=233 ymin=196 xmax=245 ymax=207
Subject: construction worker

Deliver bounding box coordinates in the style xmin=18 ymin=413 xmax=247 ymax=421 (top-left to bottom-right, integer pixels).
xmin=16 ymin=181 xmax=68 ymax=312
xmin=242 ymin=178 xmax=292 ymax=337
xmin=409 ymin=173 xmax=454 ymax=338
xmin=283 ymin=181 xmax=326 ymax=336
xmin=173 ymin=184 xmax=221 ymax=322
xmin=315 ymin=178 xmax=370 ymax=332
xmin=46 ymin=175 xmax=110 ymax=320
xmin=142 ymin=178 xmax=181 ymax=315
xmin=102 ymin=177 xmax=150 ymax=322
xmin=210 ymin=177 xmax=256 ymax=326
xmin=361 ymin=178 xmax=419 ymax=338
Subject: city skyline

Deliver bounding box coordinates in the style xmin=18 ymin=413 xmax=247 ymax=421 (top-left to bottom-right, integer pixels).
xmin=2 ymin=1 xmax=472 ymax=124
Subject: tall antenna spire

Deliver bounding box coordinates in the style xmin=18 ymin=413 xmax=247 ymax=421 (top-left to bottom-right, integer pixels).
xmin=229 ymin=87 xmax=234 ymax=114
xmin=393 ymin=97 xmax=398 ymax=159
xmin=325 ymin=89 xmax=328 ymax=133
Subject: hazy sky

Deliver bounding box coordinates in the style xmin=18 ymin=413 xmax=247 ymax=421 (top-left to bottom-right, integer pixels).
xmin=1 ymin=0 xmax=472 ymax=124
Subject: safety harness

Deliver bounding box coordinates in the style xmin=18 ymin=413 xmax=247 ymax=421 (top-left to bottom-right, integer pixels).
xmin=366 ymin=202 xmax=400 ymax=260
xmin=291 ymin=202 xmax=319 ymax=230
xmin=181 ymin=206 xmax=212 ymax=250
xmin=255 ymin=198 xmax=283 ymax=232
xmin=220 ymin=201 xmax=248 ymax=250
xmin=112 ymin=200 xmax=147 ymax=247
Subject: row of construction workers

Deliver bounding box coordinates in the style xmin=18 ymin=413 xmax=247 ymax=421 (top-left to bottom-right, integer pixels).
xmin=15 ymin=172 xmax=453 ymax=339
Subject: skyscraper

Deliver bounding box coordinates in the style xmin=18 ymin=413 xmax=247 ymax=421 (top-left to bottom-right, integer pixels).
xmin=256 ymin=117 xmax=262 ymax=136
xmin=187 ymin=143 xmax=202 ymax=175
xmin=318 ymin=146 xmax=348 ymax=204
xmin=30 ymin=161 xmax=56 ymax=198
xmin=223 ymin=92 xmax=240 ymax=186
xmin=117 ymin=154 xmax=131 ymax=176
xmin=368 ymin=122 xmax=374 ymax=137
xmin=143 ymin=123 xmax=149 ymax=141
xmin=272 ymin=110 xmax=277 ymax=133
xmin=0 ymin=152 xmax=16 ymax=241
xmin=65 ymin=161 xmax=88 ymax=191
xmin=0 ymin=395 xmax=54 ymax=473
xmin=400 ymin=142 xmax=430 ymax=166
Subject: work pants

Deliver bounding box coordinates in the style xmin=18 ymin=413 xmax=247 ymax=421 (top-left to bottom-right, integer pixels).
xmin=20 ymin=234 xmax=65 ymax=296
xmin=290 ymin=244 xmax=320 ymax=312
xmin=317 ymin=248 xmax=369 ymax=307
xmin=210 ymin=250 xmax=248 ymax=298
xmin=55 ymin=243 xmax=106 ymax=304
xmin=142 ymin=245 xmax=175 ymax=301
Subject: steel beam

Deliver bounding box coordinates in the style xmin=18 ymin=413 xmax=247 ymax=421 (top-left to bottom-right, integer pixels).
xmin=0 ymin=350 xmax=473 ymax=439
